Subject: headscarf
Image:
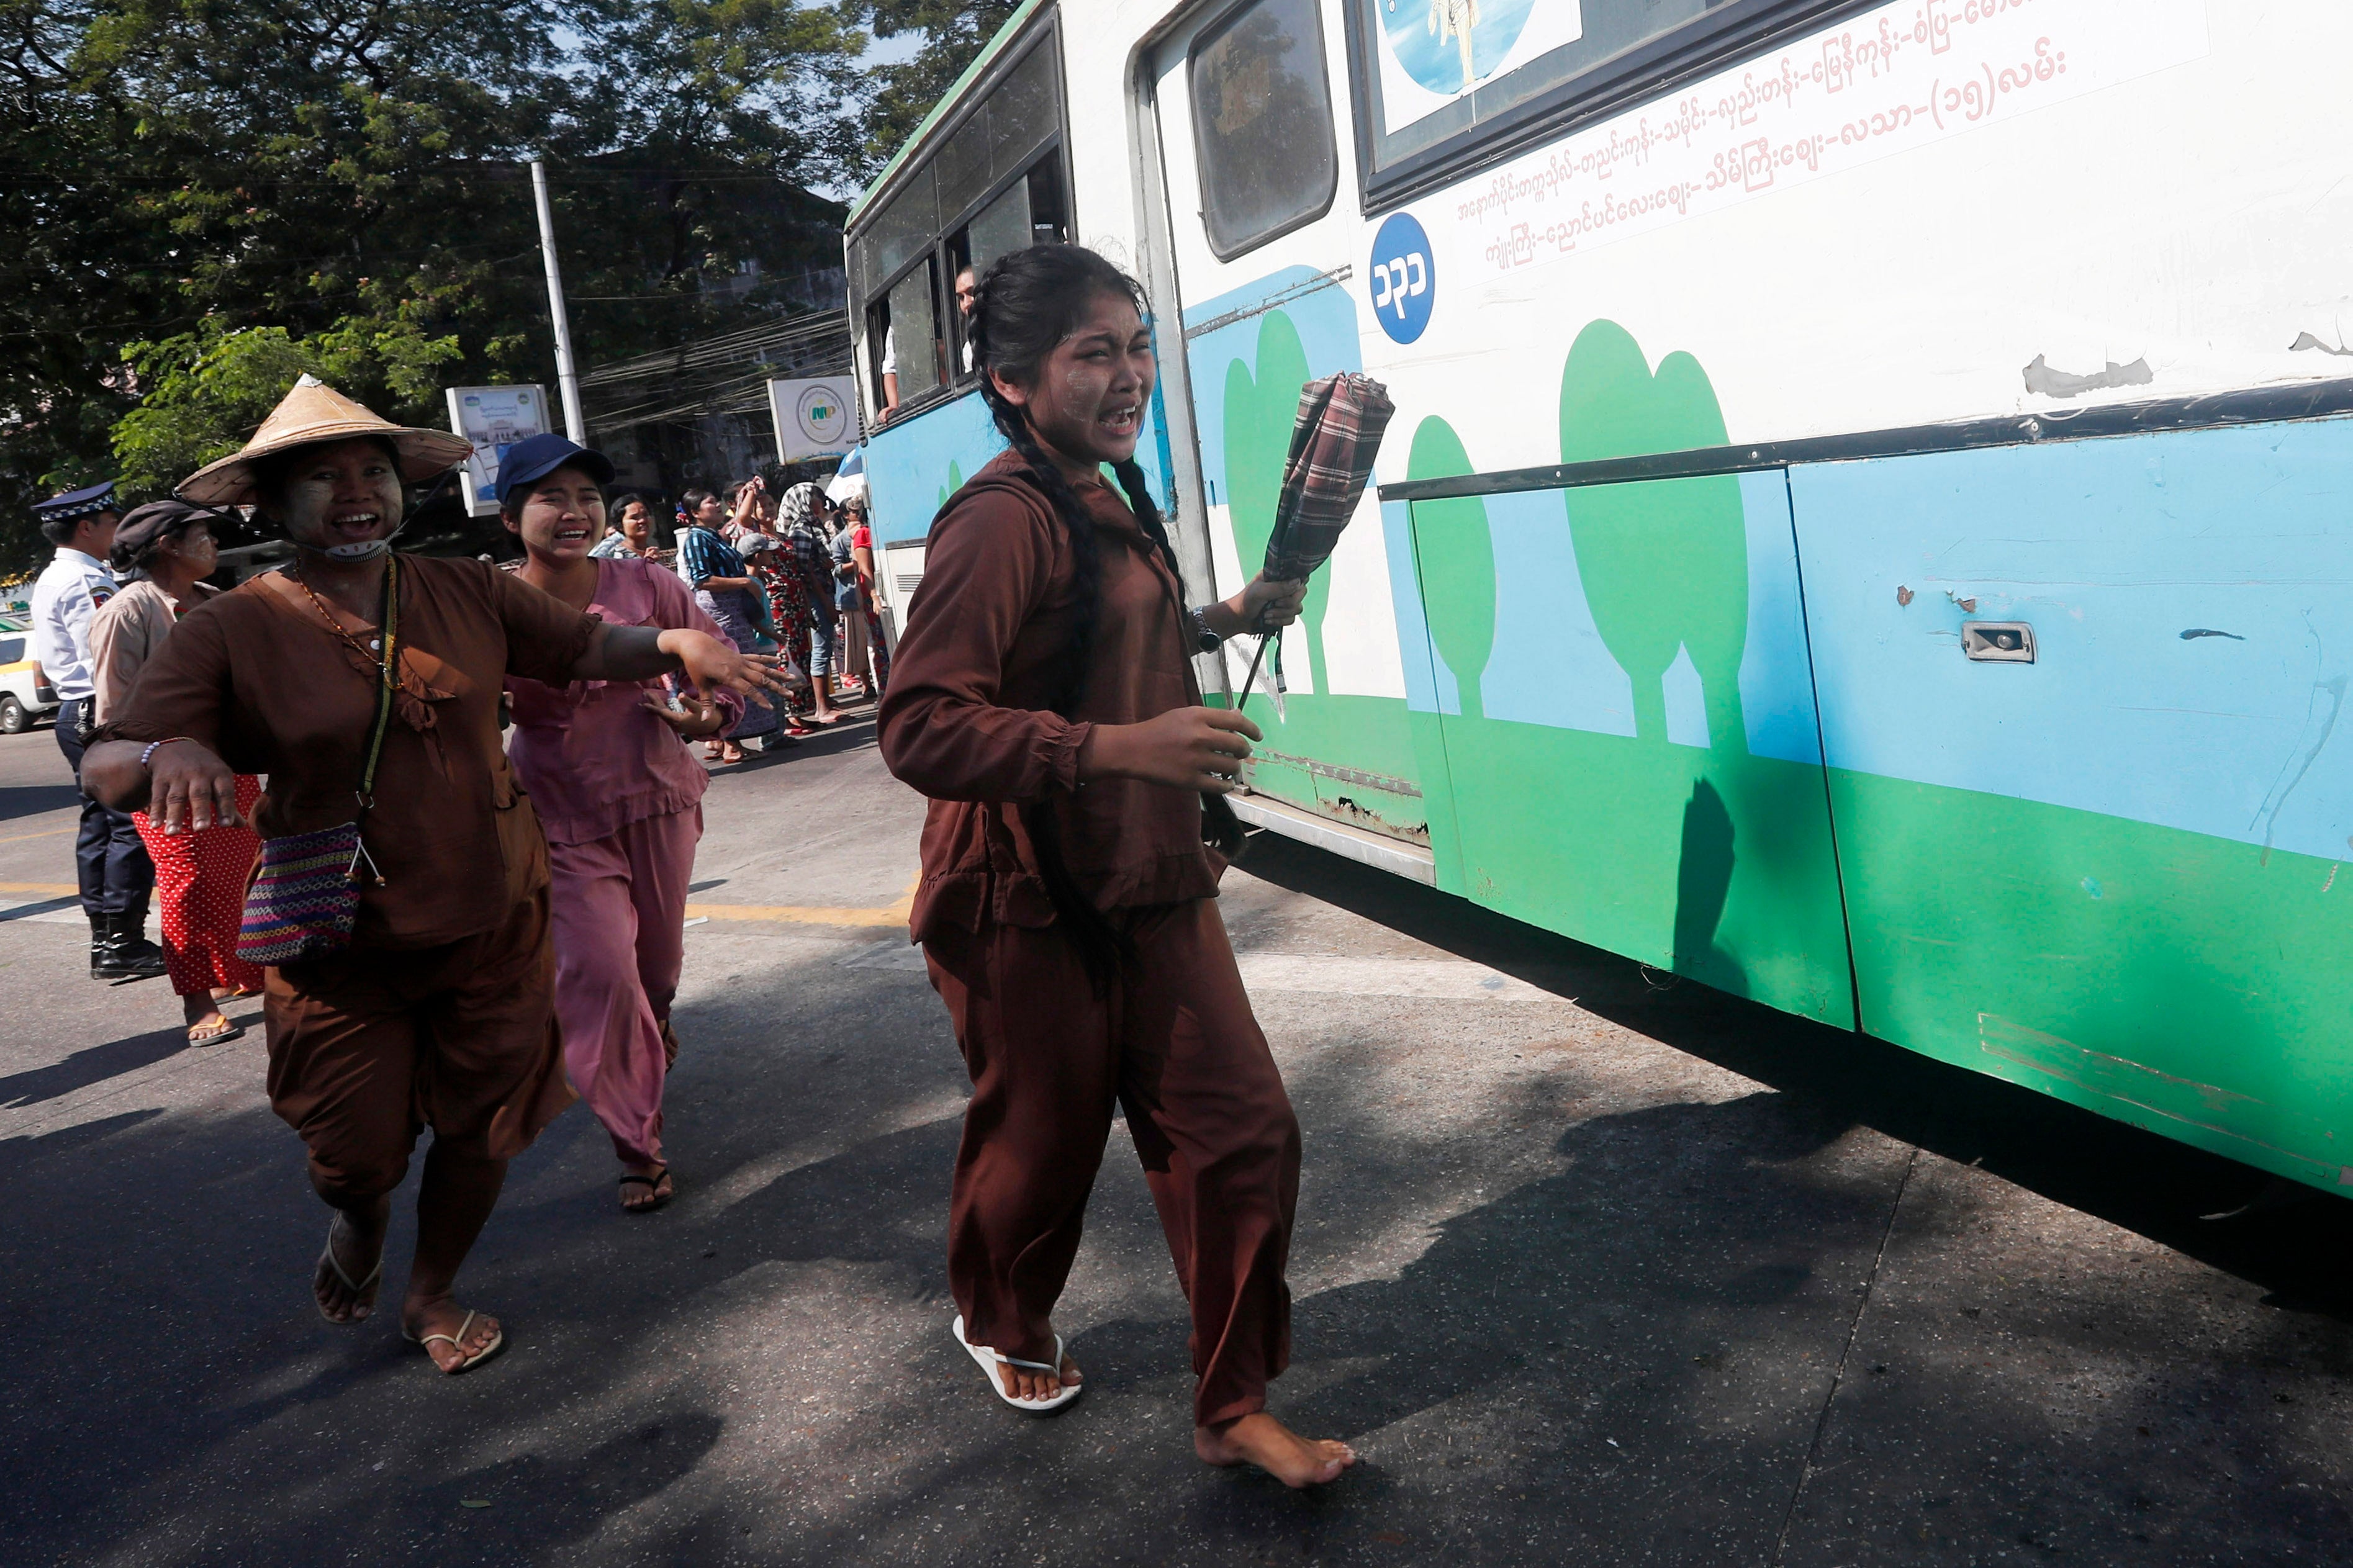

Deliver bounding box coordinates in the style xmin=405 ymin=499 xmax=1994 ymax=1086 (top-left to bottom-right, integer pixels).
xmin=778 ymin=482 xmax=821 ymax=532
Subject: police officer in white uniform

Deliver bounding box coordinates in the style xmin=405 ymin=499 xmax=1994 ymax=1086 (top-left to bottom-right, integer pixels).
xmin=30 ymin=480 xmax=166 ymax=980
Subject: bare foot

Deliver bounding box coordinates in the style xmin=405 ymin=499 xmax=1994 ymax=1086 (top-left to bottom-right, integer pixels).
xmin=717 ymin=742 xmax=747 ymax=764
xmin=1196 ymin=1413 xmax=1357 ymax=1488
xmin=314 ymin=1204 xmax=387 ymax=1323
xmin=995 ymin=1340 xmax=1083 ymax=1404
xmin=403 ymin=1295 xmax=504 ymax=1373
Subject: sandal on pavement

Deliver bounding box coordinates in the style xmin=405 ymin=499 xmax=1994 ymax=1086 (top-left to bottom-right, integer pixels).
xmin=187 ymin=1017 xmax=243 ymax=1046
xmin=315 ymin=1216 xmax=381 ymax=1325
xmin=618 ymin=1166 xmax=673 ymax=1213
xmin=403 ymin=1310 xmax=505 ymax=1374
xmin=953 ymin=1314 xmax=1082 ymax=1414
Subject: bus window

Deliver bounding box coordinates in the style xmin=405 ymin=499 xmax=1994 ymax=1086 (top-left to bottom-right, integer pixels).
xmin=1347 ymin=0 xmax=1848 ymax=200
xmin=967 ymin=179 xmax=1032 ymax=279
xmin=1188 ymin=0 xmax=1338 ymax=259
xmin=887 ymin=258 xmax=945 ymax=405
xmin=847 ymin=20 xmax=1068 ymax=417
xmin=865 ymin=295 xmax=895 ymax=417
xmin=1025 ymin=158 xmax=1067 ymax=247
xmin=865 ymin=162 xmax=939 ymax=282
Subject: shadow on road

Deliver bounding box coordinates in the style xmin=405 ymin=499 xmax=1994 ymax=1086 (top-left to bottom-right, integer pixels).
xmin=0 ymin=1024 xmax=191 ymax=1110
xmin=0 ymin=781 xmax=81 ymax=822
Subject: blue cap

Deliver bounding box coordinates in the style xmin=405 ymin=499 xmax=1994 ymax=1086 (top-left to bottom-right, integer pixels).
xmin=494 ymin=434 xmax=615 ymax=503
xmin=34 ymin=480 xmax=118 ymax=521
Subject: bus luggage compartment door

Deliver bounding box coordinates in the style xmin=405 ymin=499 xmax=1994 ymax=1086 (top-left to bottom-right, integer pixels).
xmin=1406 ymin=464 xmax=1854 ymax=1029
xmin=1790 ymin=418 xmax=2353 ymax=1188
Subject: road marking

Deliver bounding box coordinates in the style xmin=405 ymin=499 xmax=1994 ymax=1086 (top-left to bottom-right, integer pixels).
xmin=833 ymin=939 xmax=1557 ymax=1001
xmin=0 ymin=826 xmax=75 ymax=845
xmin=0 ymin=881 xmax=77 ymax=895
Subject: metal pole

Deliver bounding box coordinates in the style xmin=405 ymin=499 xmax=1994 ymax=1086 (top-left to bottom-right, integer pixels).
xmin=530 ymin=158 xmax=586 ymax=442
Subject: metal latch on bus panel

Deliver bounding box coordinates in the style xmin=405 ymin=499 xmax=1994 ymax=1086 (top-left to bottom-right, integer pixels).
xmin=1961 ymin=621 xmax=2035 ymax=663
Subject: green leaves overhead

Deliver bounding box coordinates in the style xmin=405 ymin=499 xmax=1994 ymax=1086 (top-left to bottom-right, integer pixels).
xmin=2 ymin=0 xmax=880 ymax=570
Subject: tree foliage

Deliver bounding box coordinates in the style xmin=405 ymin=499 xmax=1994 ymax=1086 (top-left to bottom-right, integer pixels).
xmin=2 ymin=0 xmax=875 ymax=574
xmin=856 ymin=0 xmax=1021 ymax=164
xmin=110 ymin=317 xmax=463 ymax=496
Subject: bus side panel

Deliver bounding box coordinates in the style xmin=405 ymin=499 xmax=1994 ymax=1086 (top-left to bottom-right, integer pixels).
xmin=1411 ymin=464 xmax=1855 ymax=1029
xmin=865 ymin=391 xmax=1005 ymax=549
xmin=1792 ymin=418 xmax=2353 ymax=1189
xmin=1185 ymin=268 xmax=1432 ymax=844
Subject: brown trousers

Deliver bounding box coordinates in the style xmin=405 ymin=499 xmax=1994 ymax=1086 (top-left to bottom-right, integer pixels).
xmin=923 ymin=897 xmax=1301 ymax=1428
xmin=265 ymin=889 xmax=575 ymax=1204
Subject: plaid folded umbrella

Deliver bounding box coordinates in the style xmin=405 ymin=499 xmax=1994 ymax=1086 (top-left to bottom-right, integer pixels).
xmin=1236 ymin=372 xmax=1395 ymax=716
xmin=1261 ymin=372 xmax=1396 ymax=584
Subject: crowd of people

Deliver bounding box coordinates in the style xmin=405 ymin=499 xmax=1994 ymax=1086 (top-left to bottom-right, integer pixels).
xmin=22 ymin=241 xmax=1357 ymax=1487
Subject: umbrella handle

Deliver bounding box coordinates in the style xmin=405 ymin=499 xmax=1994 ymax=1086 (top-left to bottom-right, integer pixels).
xmin=1236 ymin=635 xmax=1269 ymax=714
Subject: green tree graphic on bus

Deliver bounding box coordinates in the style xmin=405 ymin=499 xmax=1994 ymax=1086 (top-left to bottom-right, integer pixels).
xmin=1406 ymin=414 xmax=1495 ymax=719
xmin=1559 ymin=320 xmax=1748 ymax=752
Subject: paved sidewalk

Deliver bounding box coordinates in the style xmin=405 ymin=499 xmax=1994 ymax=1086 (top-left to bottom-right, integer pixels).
xmin=1 ymin=714 xmax=2348 ymax=1566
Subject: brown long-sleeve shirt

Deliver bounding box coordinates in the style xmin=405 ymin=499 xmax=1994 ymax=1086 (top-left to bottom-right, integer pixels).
xmin=877 ymin=449 xmax=1221 ymax=941
xmin=100 ymin=555 xmax=599 ymax=948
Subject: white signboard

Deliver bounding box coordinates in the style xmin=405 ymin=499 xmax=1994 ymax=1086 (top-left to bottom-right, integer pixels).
xmin=768 ymin=377 xmax=860 ymax=463
xmin=445 ymin=385 xmax=551 ymax=516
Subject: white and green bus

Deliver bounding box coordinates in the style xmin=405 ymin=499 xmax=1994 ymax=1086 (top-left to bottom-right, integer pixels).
xmin=844 ymin=0 xmax=2353 ymax=1194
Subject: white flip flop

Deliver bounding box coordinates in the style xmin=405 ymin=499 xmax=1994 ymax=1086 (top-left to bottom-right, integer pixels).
xmin=952 ymin=1314 xmax=1082 ymax=1413
xmin=315 ymin=1216 xmax=381 ymax=1324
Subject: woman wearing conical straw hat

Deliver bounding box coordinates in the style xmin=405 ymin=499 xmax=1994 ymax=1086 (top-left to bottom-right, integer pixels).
xmin=83 ymin=377 xmax=792 ymax=1372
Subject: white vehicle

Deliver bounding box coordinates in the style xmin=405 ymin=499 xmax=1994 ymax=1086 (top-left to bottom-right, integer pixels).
xmin=843 ymin=0 xmax=2353 ymax=1194
xmin=0 ymin=625 xmax=60 ymax=733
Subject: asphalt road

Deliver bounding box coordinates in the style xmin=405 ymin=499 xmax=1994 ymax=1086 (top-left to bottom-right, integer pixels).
xmin=2 ymin=706 xmax=2349 ymax=1566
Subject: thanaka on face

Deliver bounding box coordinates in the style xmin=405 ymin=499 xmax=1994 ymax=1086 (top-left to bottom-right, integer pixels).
xmin=157 ymin=522 xmax=220 ymax=587
xmin=506 ymin=465 xmax=610 ymax=566
xmin=990 ymin=289 xmax=1155 ymax=485
xmin=272 ymin=438 xmax=403 ymax=554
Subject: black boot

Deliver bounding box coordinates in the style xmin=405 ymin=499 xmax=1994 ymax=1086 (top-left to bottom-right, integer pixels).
xmin=86 ymin=913 xmax=110 ymax=980
xmin=93 ymin=911 xmax=168 ymax=981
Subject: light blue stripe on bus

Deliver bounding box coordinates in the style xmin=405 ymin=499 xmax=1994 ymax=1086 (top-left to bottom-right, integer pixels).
xmin=1791 ymin=416 xmax=2353 ymax=863
xmin=1183 ymin=266 xmax=1362 ymax=506
xmin=865 ymin=389 xmax=1003 ymax=546
xmin=1407 ymin=468 xmax=1826 ymax=768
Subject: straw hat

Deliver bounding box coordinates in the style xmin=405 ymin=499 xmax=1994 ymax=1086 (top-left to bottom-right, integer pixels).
xmin=178 ymin=375 xmax=474 ymax=507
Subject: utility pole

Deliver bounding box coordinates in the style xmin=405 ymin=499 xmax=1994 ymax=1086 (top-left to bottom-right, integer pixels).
xmin=530 ymin=158 xmax=587 ymax=443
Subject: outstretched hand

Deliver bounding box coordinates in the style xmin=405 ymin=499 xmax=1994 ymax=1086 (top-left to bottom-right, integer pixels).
xmin=1080 ymin=705 xmax=1263 ymax=793
xmin=660 ymin=628 xmax=792 ymax=711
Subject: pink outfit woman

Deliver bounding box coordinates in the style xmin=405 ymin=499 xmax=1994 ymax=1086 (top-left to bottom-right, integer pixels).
xmin=504 ymin=557 xmax=743 ymax=1168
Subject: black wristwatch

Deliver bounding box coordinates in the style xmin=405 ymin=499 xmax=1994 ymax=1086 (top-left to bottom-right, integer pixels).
xmin=1187 ymin=606 xmax=1223 ymax=653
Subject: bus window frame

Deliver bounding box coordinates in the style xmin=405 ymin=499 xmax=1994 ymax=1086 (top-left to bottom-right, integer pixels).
xmin=847 ymin=19 xmax=1075 ymax=424
xmin=1183 ymin=0 xmax=1341 ymax=261
xmin=1340 ymin=0 xmax=1870 ymax=212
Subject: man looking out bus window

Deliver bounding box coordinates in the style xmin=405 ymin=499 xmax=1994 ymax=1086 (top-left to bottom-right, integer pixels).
xmin=955 ymin=264 xmax=978 ymax=374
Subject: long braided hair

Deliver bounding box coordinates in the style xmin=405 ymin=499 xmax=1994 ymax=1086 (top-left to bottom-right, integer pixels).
xmin=968 ymin=243 xmax=1245 ymax=980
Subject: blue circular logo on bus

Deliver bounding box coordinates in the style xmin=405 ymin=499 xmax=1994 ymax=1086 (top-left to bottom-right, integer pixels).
xmin=1369 ymin=213 xmax=1435 ymax=345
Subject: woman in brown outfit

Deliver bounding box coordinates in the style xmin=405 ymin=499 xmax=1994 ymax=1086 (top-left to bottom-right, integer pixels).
xmin=84 ymin=378 xmax=788 ymax=1373
xmin=876 ymin=245 xmax=1350 ymax=1486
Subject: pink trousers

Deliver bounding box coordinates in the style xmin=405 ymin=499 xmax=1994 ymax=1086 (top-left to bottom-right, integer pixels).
xmin=548 ymin=806 xmax=701 ymax=1166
